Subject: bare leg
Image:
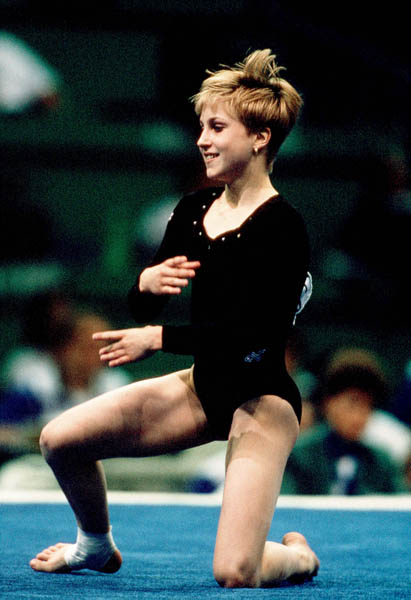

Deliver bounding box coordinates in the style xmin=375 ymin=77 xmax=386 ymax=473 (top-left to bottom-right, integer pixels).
xmin=30 ymin=370 xmax=213 ymax=573
xmin=213 ymin=395 xmax=319 ymax=588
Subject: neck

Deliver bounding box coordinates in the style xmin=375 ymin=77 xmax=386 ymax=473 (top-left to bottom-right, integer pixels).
xmin=223 ymin=172 xmax=276 ymax=208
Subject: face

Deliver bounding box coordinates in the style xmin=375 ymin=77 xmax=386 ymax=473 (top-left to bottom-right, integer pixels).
xmin=197 ymin=102 xmax=257 ymax=183
xmin=323 ymin=388 xmax=373 ymax=442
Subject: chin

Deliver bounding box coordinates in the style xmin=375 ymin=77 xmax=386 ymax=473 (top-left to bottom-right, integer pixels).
xmin=205 ymin=171 xmax=226 ymax=184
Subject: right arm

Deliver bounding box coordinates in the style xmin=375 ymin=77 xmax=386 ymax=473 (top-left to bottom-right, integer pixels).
xmin=94 ymin=256 xmax=199 ymax=368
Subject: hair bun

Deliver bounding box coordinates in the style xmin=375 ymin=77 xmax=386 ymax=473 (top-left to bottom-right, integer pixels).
xmin=240 ymin=49 xmax=286 ymax=96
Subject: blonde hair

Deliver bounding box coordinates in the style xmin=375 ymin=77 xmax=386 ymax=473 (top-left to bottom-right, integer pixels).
xmin=191 ymin=49 xmax=303 ymax=165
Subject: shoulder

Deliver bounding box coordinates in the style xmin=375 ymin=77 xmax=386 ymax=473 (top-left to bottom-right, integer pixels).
xmin=268 ymin=196 xmax=307 ymax=230
xmin=248 ymin=196 xmax=309 ymax=258
xmin=165 ymin=187 xmax=221 ymax=230
xmin=245 ymin=195 xmax=307 ymax=240
xmin=172 ymin=187 xmax=222 ymax=216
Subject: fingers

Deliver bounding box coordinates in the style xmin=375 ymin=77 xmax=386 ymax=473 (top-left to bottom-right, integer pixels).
xmin=162 ymin=258 xmax=201 ymax=292
xmin=99 ymin=345 xmax=132 ymax=368
xmin=92 ymin=331 xmax=126 ymax=365
xmin=180 ymin=259 xmax=201 ymax=271
xmin=164 ymin=256 xmax=189 ymax=266
xmin=140 ymin=257 xmax=200 ymax=296
xmin=165 ymin=256 xmax=201 ymax=273
xmin=160 ymin=286 xmax=183 ymax=295
xmin=106 ymin=355 xmax=131 ymax=368
xmin=99 ymin=346 xmax=121 ymax=361
xmin=98 ymin=342 xmax=125 ymax=362
xmin=162 ymin=274 xmax=190 ymax=289
xmin=93 ymin=333 xmax=133 ymax=367
xmin=92 ymin=330 xmax=124 ymax=342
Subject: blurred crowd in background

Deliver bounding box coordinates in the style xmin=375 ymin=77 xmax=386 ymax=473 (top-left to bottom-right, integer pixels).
xmin=0 ymin=287 xmax=410 ymax=495
xmin=0 ymin=4 xmax=410 ymax=495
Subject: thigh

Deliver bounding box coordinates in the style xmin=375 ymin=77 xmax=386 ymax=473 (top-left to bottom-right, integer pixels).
xmin=213 ymin=395 xmax=299 ymax=570
xmin=43 ymin=369 xmax=214 ymax=459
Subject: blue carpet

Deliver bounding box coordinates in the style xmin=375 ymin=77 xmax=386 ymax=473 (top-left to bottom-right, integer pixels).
xmin=1 ymin=503 xmax=410 ymax=599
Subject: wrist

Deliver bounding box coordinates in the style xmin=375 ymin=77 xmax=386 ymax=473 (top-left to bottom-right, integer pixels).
xmin=146 ymin=325 xmax=163 ymax=351
xmin=138 ymin=272 xmax=147 ymax=293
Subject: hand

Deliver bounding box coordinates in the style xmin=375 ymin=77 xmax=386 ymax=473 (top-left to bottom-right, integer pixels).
xmin=139 ymin=256 xmax=200 ymax=295
xmin=93 ymin=326 xmax=162 ymax=367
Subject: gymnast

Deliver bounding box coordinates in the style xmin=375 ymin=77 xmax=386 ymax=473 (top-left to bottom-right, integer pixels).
xmin=30 ymin=49 xmax=319 ymax=587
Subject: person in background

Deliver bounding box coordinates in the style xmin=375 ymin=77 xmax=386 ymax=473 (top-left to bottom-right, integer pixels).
xmin=0 ymin=30 xmax=60 ymax=116
xmin=0 ymin=292 xmax=130 ymax=465
xmin=327 ymin=348 xmax=411 ymax=478
xmin=1 ymin=291 xmax=74 ymax=422
xmin=281 ymin=348 xmax=406 ymax=494
xmin=285 ymin=329 xmax=318 ymax=432
xmin=391 ymin=357 xmax=411 ymax=428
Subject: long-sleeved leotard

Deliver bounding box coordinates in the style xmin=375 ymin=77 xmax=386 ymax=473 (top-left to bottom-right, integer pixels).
xmin=128 ymin=187 xmax=310 ymax=438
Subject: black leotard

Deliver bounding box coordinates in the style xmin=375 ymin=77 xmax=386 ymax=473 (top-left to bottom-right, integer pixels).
xmin=128 ymin=187 xmax=310 ymax=438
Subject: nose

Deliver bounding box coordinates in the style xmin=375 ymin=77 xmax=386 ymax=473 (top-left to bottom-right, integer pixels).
xmin=197 ymin=128 xmax=209 ymax=148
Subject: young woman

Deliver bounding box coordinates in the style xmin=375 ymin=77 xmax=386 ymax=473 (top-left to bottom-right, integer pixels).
xmin=30 ymin=49 xmax=319 ymax=588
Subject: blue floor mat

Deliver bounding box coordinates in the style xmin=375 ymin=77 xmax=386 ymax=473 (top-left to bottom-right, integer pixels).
xmin=2 ymin=503 xmax=410 ymax=599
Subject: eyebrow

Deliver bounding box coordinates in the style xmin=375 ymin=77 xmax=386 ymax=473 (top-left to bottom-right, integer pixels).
xmin=199 ymin=115 xmax=228 ymax=126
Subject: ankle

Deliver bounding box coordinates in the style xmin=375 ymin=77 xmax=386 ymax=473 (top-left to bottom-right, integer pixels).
xmin=64 ymin=526 xmax=117 ymax=570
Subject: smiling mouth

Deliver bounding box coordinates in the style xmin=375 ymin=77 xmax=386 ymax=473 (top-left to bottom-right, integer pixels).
xmin=204 ymin=153 xmax=218 ymax=162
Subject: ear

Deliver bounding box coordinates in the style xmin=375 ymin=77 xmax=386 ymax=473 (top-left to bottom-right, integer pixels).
xmin=254 ymin=127 xmax=271 ymax=152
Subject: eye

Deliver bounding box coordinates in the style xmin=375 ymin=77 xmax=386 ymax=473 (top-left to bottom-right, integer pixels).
xmin=212 ymin=123 xmax=224 ymax=132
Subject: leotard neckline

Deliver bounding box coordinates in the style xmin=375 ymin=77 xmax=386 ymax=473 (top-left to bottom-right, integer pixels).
xmin=201 ymin=191 xmax=281 ymax=241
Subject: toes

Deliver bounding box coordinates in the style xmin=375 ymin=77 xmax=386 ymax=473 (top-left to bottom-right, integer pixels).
xmin=282 ymin=532 xmax=308 ymax=547
xmin=281 ymin=531 xmax=320 ymax=581
xmin=35 ymin=547 xmax=58 ymax=560
xmin=34 ymin=551 xmax=51 ymax=561
xmin=30 ymin=555 xmax=70 ymax=573
xmin=29 ymin=543 xmax=72 ymax=573
xmin=30 ymin=558 xmax=52 ymax=572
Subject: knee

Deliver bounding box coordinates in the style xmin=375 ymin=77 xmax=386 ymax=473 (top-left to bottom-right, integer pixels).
xmin=39 ymin=420 xmax=73 ymax=464
xmin=213 ymin=556 xmax=260 ymax=589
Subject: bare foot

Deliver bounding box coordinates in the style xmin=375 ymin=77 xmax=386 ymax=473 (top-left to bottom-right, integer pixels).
xmin=30 ymin=543 xmax=122 ymax=574
xmin=282 ymin=532 xmax=320 ymax=582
